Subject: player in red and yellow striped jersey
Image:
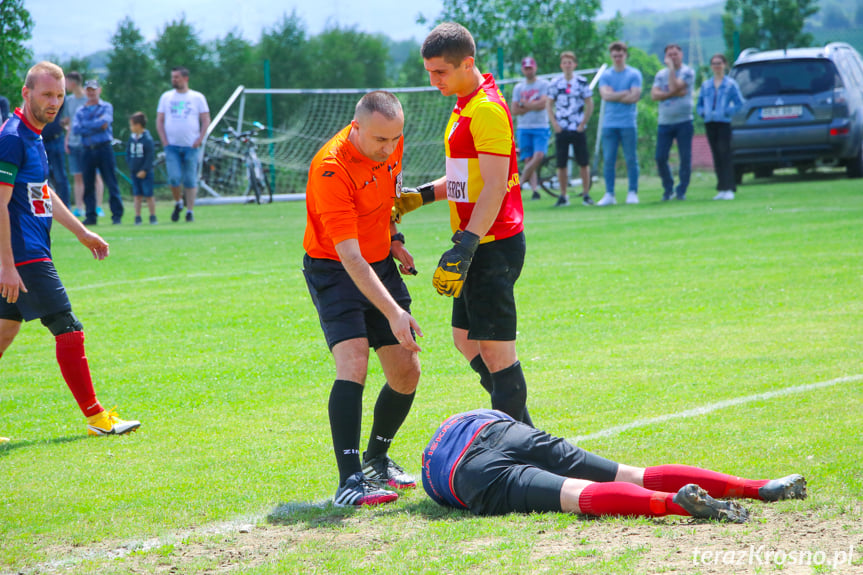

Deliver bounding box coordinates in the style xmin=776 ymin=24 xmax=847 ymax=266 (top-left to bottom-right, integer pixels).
xmin=394 ymin=23 xmax=534 ymax=426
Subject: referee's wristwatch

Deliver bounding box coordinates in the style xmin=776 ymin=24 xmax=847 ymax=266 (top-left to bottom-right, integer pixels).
xmin=391 ymin=232 xmax=406 ymax=244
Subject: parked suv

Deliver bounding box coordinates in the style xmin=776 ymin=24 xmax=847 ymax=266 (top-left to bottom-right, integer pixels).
xmin=729 ymin=42 xmax=863 ymax=181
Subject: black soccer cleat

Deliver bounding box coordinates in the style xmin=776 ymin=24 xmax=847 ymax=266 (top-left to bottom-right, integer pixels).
xmin=673 ymin=484 xmax=750 ymax=523
xmin=758 ymin=474 xmax=807 ymax=502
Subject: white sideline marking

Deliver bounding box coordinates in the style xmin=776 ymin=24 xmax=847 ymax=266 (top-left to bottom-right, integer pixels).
xmin=67 ymin=270 xmax=271 ymax=292
xmin=571 ymin=374 xmax=863 ymax=444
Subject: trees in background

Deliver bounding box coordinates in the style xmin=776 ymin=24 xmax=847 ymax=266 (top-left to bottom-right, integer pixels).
xmin=0 ymin=0 xmax=33 ymax=102
xmin=722 ymin=0 xmax=819 ymax=57
xmin=431 ymin=0 xmax=623 ymax=76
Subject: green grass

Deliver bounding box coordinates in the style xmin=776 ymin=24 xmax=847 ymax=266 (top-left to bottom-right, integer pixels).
xmin=1 ymin=171 xmax=861 ymax=573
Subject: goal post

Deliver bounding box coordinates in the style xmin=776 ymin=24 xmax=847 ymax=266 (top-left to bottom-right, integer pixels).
xmin=199 ymin=67 xmax=605 ymax=203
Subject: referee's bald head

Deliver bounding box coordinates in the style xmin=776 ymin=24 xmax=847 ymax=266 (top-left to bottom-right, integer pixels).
xmin=355 ymin=91 xmax=403 ymax=122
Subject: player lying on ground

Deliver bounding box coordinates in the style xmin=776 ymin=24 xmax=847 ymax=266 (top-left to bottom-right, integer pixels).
xmin=422 ymin=409 xmax=806 ymax=522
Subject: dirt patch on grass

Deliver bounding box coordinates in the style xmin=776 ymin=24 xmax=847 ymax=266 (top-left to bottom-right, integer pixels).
xmin=18 ymin=502 xmax=863 ymax=574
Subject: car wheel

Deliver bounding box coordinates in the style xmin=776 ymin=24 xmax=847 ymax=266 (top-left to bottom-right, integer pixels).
xmin=846 ymin=144 xmax=863 ymax=178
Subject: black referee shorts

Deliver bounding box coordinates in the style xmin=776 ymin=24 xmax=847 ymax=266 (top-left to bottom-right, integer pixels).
xmin=0 ymin=261 xmax=72 ymax=322
xmin=452 ymin=231 xmax=524 ymax=341
xmin=303 ymin=253 xmax=411 ymax=350
xmin=555 ymin=130 xmax=590 ymax=169
xmin=452 ymin=420 xmax=619 ymax=516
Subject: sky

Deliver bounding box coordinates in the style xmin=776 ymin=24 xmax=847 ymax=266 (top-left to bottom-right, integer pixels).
xmin=26 ymin=0 xmax=717 ymax=59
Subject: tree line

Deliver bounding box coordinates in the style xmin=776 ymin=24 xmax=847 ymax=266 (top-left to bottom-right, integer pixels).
xmin=2 ymin=0 xmax=824 ymax=141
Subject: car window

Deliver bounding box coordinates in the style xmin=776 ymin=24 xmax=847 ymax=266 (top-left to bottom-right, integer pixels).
xmin=731 ymin=59 xmax=838 ymax=98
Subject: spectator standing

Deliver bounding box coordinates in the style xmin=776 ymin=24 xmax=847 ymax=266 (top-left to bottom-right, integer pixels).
xmin=64 ymin=72 xmax=102 ymax=218
xmin=73 ymin=80 xmax=124 ymax=225
xmin=156 ymin=67 xmax=210 ymax=223
xmin=597 ymin=42 xmax=642 ymax=206
xmin=511 ymin=57 xmax=550 ymax=200
xmin=697 ymin=53 xmax=744 ymax=200
xmin=126 ymin=112 xmax=157 ymax=224
xmin=651 ymin=44 xmax=696 ymax=201
xmin=41 ymin=98 xmax=71 ymax=207
xmin=0 ymin=62 xmax=140 ymax=440
xmin=547 ymin=51 xmax=595 ymax=207
xmin=0 ymin=95 xmax=11 ymax=123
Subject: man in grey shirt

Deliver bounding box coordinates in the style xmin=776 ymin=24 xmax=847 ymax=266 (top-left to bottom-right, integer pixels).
xmin=651 ymin=44 xmax=695 ymax=200
xmin=511 ymin=57 xmax=550 ymax=198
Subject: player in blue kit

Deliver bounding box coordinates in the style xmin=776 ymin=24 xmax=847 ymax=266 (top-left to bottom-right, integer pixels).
xmin=423 ymin=409 xmax=806 ymax=522
xmin=0 ymin=62 xmax=140 ymax=440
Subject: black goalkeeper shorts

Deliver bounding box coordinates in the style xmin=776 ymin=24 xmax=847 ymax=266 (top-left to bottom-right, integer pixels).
xmin=452 ymin=420 xmax=619 ymax=516
xmin=451 ymin=231 xmax=524 ymax=341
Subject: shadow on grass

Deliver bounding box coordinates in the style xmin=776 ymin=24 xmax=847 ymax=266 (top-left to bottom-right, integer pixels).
xmin=267 ymin=498 xmax=472 ymax=529
xmin=0 ymin=434 xmax=88 ymax=456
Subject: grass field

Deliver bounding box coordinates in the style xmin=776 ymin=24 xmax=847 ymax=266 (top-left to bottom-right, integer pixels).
xmin=2 ymin=172 xmax=862 ymax=574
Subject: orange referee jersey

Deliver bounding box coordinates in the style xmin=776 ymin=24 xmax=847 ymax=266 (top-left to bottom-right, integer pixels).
xmin=303 ymin=124 xmax=404 ymax=263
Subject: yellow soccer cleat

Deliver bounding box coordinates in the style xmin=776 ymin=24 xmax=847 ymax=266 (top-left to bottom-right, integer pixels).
xmin=86 ymin=408 xmax=141 ymax=436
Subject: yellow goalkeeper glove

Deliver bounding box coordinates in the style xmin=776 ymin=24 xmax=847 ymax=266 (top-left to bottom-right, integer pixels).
xmin=432 ymin=230 xmax=480 ymax=298
xmin=392 ymin=182 xmax=435 ymax=223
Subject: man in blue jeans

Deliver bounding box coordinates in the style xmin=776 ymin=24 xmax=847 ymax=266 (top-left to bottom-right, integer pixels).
xmin=597 ymin=42 xmax=642 ymax=206
xmin=156 ymin=67 xmax=210 ymax=223
xmin=651 ymin=44 xmax=695 ymax=201
xmin=73 ymin=80 xmax=124 ymax=225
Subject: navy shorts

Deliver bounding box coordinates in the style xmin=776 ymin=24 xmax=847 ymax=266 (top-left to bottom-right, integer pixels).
xmin=303 ymin=254 xmax=412 ymax=350
xmin=131 ymin=173 xmax=154 ymax=197
xmin=0 ymin=261 xmax=72 ymax=322
xmin=452 ymin=420 xmax=619 ymax=516
xmin=452 ymin=231 xmax=525 ymax=341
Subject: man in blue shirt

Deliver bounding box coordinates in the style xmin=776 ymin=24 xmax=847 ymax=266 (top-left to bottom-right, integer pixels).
xmin=423 ymin=409 xmax=806 ymax=521
xmin=0 ymin=61 xmax=140 ymax=439
xmin=651 ymin=44 xmax=696 ymax=201
xmin=41 ymin=99 xmax=70 ymax=207
xmin=73 ymin=80 xmax=124 ymax=225
xmin=597 ymin=42 xmax=642 ymax=206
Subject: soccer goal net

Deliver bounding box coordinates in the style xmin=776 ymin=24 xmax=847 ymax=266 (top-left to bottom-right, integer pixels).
xmin=201 ymin=68 xmax=603 ymax=203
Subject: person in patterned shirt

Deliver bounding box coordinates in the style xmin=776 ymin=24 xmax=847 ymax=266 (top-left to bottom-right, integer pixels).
xmin=547 ymin=51 xmax=595 ymax=207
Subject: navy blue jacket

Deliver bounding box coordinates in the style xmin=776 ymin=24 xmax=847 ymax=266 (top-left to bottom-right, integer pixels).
xmin=126 ymin=129 xmax=154 ymax=175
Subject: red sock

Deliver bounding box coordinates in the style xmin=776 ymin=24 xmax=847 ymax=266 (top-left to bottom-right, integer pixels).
xmin=55 ymin=332 xmax=103 ymax=417
xmin=578 ymin=482 xmax=690 ymax=517
xmin=643 ymin=464 xmax=769 ymax=500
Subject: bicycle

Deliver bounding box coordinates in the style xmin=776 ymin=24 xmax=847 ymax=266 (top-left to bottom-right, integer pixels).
xmin=222 ymin=121 xmax=274 ymax=204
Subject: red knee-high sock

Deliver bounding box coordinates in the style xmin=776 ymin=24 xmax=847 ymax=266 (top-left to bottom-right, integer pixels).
xmin=643 ymin=464 xmax=769 ymax=500
xmin=55 ymin=332 xmax=103 ymax=417
xmin=578 ymin=482 xmax=690 ymax=518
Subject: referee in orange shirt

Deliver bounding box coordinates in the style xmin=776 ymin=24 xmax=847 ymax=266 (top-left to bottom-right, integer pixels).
xmin=303 ymin=91 xmax=421 ymax=507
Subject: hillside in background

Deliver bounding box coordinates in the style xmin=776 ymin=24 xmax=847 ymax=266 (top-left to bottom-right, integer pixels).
xmin=613 ymin=0 xmax=863 ymax=68
xmin=68 ymin=0 xmax=863 ymax=82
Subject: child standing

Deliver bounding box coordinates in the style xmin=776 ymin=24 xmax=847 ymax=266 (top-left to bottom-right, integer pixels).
xmin=127 ymin=112 xmax=157 ymax=224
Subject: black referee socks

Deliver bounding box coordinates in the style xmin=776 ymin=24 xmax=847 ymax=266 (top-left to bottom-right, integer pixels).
xmin=329 ymin=379 xmax=364 ymax=485
xmin=365 ymin=383 xmax=415 ymax=461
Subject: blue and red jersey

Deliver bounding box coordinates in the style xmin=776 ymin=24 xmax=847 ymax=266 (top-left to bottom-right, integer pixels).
xmin=421 ymin=409 xmax=514 ymax=509
xmin=0 ymin=109 xmax=53 ymax=266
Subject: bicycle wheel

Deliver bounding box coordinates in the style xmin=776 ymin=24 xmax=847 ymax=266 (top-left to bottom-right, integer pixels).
xmin=535 ymin=154 xmax=560 ymax=198
xmin=261 ymin=166 xmax=274 ymax=203
xmin=247 ymin=168 xmax=262 ymax=204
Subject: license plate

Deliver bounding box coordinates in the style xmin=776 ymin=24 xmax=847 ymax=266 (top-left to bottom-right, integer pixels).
xmin=760 ymin=105 xmax=803 ymax=119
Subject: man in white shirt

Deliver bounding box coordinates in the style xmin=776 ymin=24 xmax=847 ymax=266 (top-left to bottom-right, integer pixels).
xmin=156 ymin=67 xmax=210 ymax=222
